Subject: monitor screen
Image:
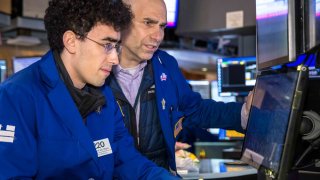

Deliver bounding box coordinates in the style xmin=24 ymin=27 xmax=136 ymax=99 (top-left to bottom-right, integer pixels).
xmin=13 ymin=56 xmax=41 ymax=73
xmin=0 ymin=60 xmax=6 ymax=83
xmin=188 ymin=80 xmax=211 ymax=99
xmin=316 ymin=0 xmax=320 ymax=45
xmin=306 ymin=0 xmax=320 ymax=49
xmin=304 ymin=0 xmax=320 ymax=51
xmin=164 ymin=0 xmax=178 ymax=28
xmin=256 ymin=0 xmax=302 ymax=70
xmin=241 ymin=68 xmax=308 ymax=179
xmin=217 ymin=56 xmax=256 ymax=96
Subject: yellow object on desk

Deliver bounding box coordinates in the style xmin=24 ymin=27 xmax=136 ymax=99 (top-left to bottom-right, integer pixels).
xmin=226 ymin=130 xmax=245 ymax=138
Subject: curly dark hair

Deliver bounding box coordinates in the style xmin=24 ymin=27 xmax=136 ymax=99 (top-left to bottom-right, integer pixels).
xmin=44 ymin=0 xmax=133 ymax=52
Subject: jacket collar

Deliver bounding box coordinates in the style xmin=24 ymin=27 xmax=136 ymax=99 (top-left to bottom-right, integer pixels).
xmin=151 ymin=51 xmax=176 ymax=167
xmin=38 ymin=50 xmax=100 ymax=167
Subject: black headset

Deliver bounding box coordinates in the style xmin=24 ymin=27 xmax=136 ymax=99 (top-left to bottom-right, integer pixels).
xmin=300 ymin=110 xmax=320 ymax=141
xmin=294 ymin=110 xmax=320 ymax=169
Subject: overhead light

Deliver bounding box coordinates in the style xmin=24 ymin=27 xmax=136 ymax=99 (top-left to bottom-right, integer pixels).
xmin=201 ymin=67 xmax=208 ymax=72
xmin=6 ymin=35 xmax=41 ymax=46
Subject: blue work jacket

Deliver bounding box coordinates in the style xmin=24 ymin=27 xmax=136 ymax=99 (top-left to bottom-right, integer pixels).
xmin=0 ymin=51 xmax=177 ymax=179
xmin=110 ymin=50 xmax=244 ymax=172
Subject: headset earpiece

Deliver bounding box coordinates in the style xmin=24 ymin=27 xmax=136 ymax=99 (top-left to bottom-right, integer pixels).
xmin=300 ymin=111 xmax=320 ymax=141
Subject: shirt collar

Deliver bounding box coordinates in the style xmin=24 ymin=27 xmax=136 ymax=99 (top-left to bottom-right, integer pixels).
xmin=113 ymin=61 xmax=148 ymax=76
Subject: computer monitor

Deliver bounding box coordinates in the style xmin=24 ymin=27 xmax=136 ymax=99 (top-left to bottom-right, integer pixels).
xmin=0 ymin=60 xmax=7 ymax=83
xmin=188 ymin=80 xmax=211 ymax=99
xmin=164 ymin=0 xmax=178 ymax=28
xmin=217 ymin=56 xmax=256 ymax=96
xmin=256 ymin=0 xmax=304 ymax=70
xmin=241 ymin=67 xmax=308 ymax=179
xmin=305 ymin=0 xmax=320 ymax=51
xmin=317 ymin=0 xmax=320 ymax=45
xmin=13 ymin=56 xmax=41 ymax=73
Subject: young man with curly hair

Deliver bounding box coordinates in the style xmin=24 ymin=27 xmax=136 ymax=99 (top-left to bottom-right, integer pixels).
xmin=0 ymin=0 xmax=178 ymax=179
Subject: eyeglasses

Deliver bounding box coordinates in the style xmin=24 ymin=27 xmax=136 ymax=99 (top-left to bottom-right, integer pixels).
xmin=84 ymin=36 xmax=122 ymax=55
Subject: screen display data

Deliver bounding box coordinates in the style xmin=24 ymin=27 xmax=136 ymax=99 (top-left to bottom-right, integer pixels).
xmin=242 ymin=70 xmax=299 ymax=173
xmin=217 ymin=57 xmax=256 ymax=96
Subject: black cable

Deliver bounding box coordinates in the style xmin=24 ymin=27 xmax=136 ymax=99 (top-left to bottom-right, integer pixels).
xmin=293 ymin=138 xmax=320 ymax=169
xmin=294 ymin=161 xmax=316 ymax=170
xmin=293 ymin=145 xmax=313 ymax=169
xmin=298 ymin=170 xmax=320 ymax=175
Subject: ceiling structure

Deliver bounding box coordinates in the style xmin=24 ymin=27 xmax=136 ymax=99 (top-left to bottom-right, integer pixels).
xmin=0 ymin=0 xmax=256 ymax=78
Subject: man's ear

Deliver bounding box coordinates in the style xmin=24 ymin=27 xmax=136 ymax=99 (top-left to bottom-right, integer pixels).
xmin=63 ymin=30 xmax=77 ymax=54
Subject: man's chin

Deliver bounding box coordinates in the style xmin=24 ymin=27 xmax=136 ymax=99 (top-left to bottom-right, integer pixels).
xmin=91 ymin=80 xmax=105 ymax=87
xmin=140 ymin=52 xmax=154 ymax=61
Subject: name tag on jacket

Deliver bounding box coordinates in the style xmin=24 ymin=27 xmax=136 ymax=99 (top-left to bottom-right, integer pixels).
xmin=93 ymin=138 xmax=112 ymax=157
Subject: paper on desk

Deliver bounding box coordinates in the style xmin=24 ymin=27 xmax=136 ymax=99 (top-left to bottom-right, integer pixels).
xmin=176 ymin=149 xmax=199 ymax=173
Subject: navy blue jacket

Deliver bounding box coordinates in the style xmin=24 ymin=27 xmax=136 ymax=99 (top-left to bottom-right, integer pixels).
xmin=107 ymin=50 xmax=243 ymax=172
xmin=0 ymin=51 xmax=178 ymax=179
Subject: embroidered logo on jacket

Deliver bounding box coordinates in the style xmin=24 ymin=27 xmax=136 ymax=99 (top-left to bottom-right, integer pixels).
xmin=0 ymin=124 xmax=15 ymax=143
xmin=160 ymin=73 xmax=167 ymax=81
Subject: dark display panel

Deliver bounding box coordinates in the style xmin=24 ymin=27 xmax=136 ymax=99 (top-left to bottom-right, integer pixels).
xmin=241 ymin=68 xmax=308 ymax=179
xmin=256 ymin=0 xmax=302 ymax=70
xmin=217 ymin=56 xmax=256 ymax=96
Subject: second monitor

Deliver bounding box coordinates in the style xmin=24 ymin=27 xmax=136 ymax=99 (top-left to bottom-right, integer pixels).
xmin=217 ymin=56 xmax=256 ymax=97
xmin=241 ymin=67 xmax=309 ymax=180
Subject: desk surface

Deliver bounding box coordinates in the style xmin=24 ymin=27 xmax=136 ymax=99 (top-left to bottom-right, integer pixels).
xmin=179 ymin=159 xmax=257 ymax=179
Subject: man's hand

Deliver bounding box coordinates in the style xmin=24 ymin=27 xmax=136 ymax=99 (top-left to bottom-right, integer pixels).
xmin=245 ymin=91 xmax=253 ymax=112
xmin=241 ymin=91 xmax=254 ymax=129
xmin=175 ymin=142 xmax=191 ymax=151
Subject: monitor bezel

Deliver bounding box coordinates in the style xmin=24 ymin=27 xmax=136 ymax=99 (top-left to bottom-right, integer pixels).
xmin=256 ymin=0 xmax=303 ymax=70
xmin=241 ymin=67 xmax=308 ymax=179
